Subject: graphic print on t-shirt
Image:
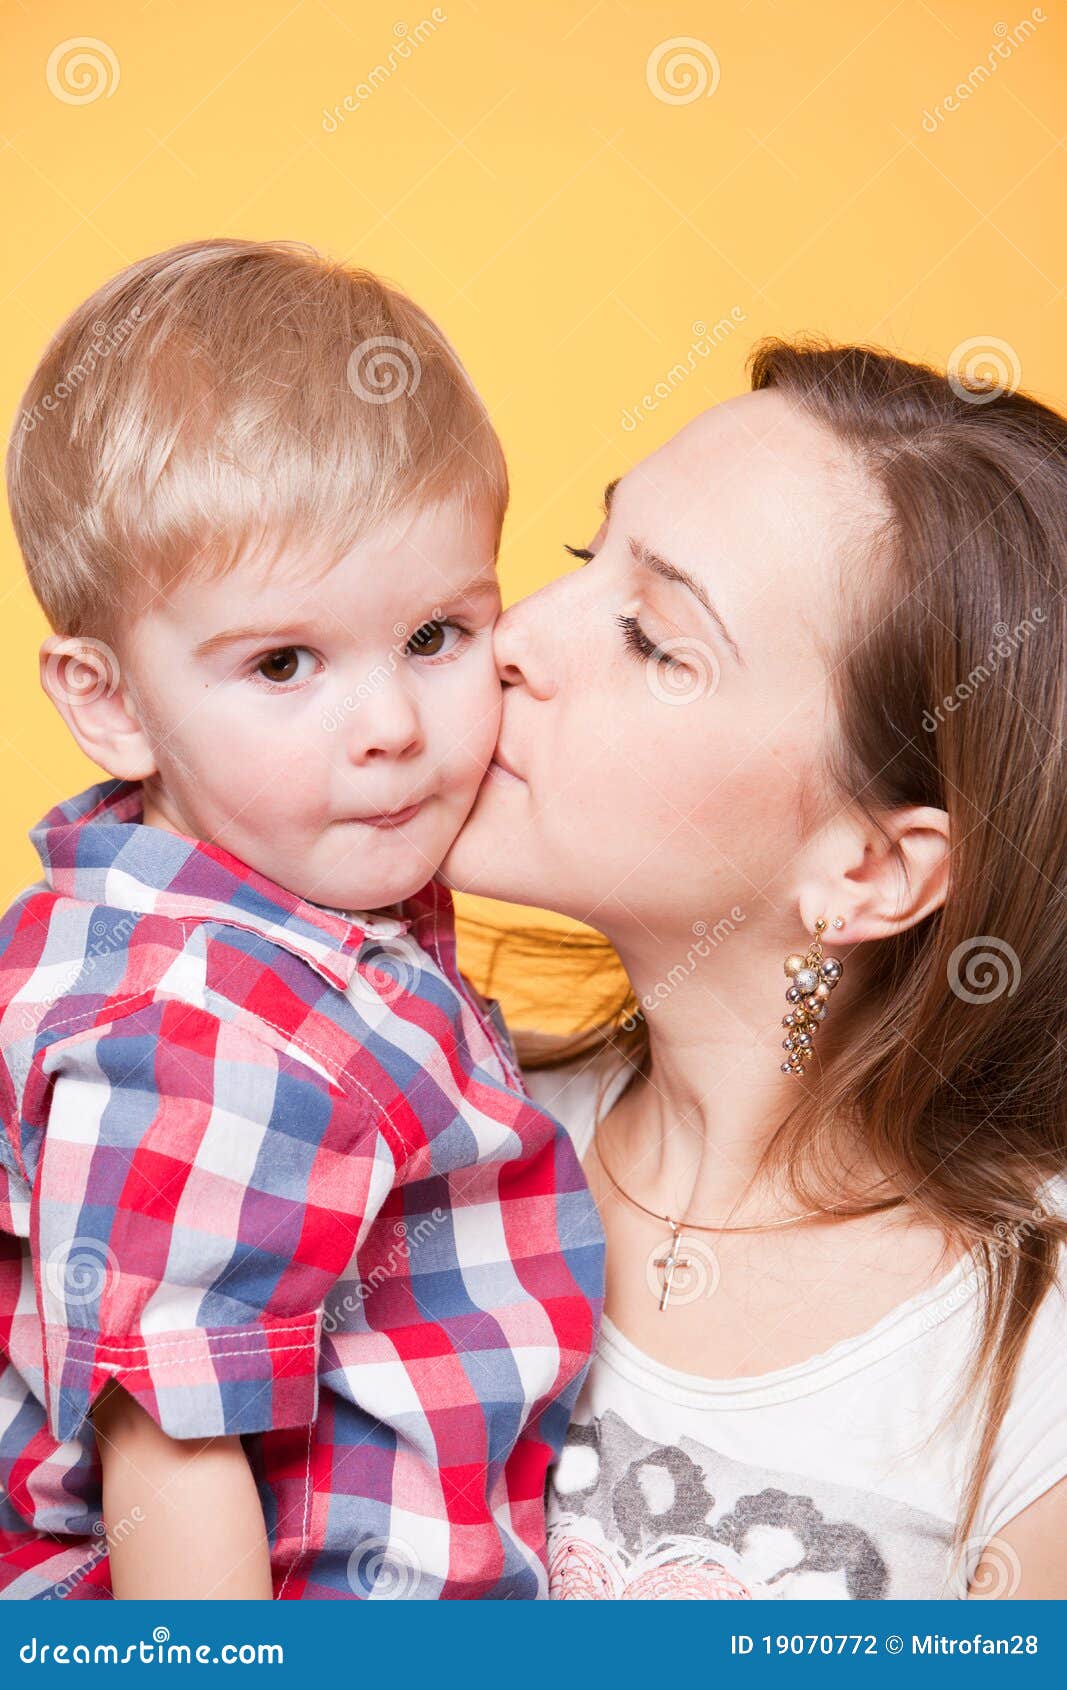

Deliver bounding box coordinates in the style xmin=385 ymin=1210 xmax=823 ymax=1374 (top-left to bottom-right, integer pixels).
xmin=547 ymin=1408 xmax=956 ymax=1600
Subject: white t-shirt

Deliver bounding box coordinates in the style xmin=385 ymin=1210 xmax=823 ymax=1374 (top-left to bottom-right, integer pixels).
xmin=525 ymin=1050 xmax=1067 ymax=1601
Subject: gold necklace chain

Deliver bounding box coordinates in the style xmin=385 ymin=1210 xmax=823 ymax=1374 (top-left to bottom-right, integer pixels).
xmin=592 ymin=1114 xmax=892 ymax=1310
xmin=592 ymin=1117 xmax=834 ymax=1237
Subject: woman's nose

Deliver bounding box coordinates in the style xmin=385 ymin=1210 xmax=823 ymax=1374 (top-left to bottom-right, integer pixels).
xmin=493 ymin=593 xmax=558 ymax=699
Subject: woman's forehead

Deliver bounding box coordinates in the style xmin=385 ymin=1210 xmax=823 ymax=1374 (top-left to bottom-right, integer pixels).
xmin=638 ymin=391 xmax=833 ymax=505
xmin=627 ymin=393 xmax=877 ymax=582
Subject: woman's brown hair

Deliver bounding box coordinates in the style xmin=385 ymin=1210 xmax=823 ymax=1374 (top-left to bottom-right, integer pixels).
xmin=465 ymin=337 xmax=1067 ymax=1564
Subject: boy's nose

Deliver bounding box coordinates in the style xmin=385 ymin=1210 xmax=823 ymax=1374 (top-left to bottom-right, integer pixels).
xmin=343 ymin=690 xmax=424 ymax=763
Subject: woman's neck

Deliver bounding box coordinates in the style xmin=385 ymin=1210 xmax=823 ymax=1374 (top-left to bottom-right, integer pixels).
xmin=605 ymin=922 xmax=874 ymax=1225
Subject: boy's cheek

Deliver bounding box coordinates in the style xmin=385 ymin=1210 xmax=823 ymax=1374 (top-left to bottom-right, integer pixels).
xmin=433 ymin=658 xmax=501 ymax=771
xmin=463 ymin=675 xmax=504 ymax=773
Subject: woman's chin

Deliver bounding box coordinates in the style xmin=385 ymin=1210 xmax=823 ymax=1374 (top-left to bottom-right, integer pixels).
xmin=439 ymin=801 xmax=514 ymax=896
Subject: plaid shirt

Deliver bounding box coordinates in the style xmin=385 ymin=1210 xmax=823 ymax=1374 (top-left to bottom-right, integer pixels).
xmin=0 ymin=779 xmax=603 ymax=1599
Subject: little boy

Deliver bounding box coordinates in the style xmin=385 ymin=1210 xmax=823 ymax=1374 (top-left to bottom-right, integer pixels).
xmin=0 ymin=240 xmax=604 ymax=1599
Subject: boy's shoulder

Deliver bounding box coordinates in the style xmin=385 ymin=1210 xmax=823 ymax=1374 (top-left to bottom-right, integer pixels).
xmin=0 ymin=875 xmax=302 ymax=1070
xmin=0 ymin=779 xmax=538 ymax=1168
xmin=0 ymin=776 xmax=396 ymax=1108
xmin=0 ymin=774 xmax=422 ymax=1043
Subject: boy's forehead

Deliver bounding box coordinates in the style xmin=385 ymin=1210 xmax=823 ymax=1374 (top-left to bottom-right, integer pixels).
xmin=145 ymin=495 xmax=501 ymax=640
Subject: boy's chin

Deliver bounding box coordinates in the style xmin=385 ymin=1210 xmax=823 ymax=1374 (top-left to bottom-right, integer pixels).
xmin=437 ymin=829 xmax=484 ymax=895
xmin=437 ymin=816 xmax=477 ymax=888
xmin=436 ymin=859 xmax=459 ymax=892
xmin=295 ymin=852 xmax=437 ymax=917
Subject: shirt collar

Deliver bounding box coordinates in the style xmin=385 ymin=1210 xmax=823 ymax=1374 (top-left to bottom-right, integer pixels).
xmin=29 ymin=778 xmax=448 ymax=992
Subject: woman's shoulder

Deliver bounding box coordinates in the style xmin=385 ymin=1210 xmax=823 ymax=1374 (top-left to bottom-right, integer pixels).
xmin=1037 ymin=1173 xmax=1067 ymax=1222
xmin=976 ymin=1179 xmax=1067 ymax=1541
xmin=522 ymin=1038 xmax=632 ymax=1158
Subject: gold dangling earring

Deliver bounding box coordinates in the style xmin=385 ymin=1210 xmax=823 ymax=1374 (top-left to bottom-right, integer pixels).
xmin=779 ymin=917 xmax=845 ymax=1076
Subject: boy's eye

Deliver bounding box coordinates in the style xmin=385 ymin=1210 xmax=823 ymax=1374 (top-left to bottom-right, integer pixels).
xmin=406 ymin=619 xmax=465 ymax=659
xmin=253 ymin=646 xmax=316 ymax=686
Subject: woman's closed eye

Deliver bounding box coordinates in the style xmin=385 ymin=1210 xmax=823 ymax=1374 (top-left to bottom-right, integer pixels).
xmin=615 ymin=614 xmax=686 ymax=670
xmin=565 ymin=542 xmax=692 ymax=673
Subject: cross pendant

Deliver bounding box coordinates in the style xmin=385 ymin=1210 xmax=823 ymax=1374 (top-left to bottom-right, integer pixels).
xmin=655 ymin=1223 xmax=693 ymax=1311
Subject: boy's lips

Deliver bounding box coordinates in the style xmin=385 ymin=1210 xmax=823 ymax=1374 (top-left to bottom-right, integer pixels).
xmin=347 ymin=801 xmax=424 ymax=828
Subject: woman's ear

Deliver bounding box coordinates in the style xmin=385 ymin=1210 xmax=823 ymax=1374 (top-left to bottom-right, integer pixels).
xmin=39 ymin=636 xmax=157 ymax=780
xmin=799 ymin=805 xmax=951 ymax=944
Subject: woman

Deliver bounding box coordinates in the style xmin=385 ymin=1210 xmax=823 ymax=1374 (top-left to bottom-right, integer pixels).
xmin=444 ymin=340 xmax=1067 ymax=1601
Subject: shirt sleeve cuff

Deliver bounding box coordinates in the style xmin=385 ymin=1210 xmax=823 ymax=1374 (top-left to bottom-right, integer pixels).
xmin=44 ymin=1308 xmax=322 ymax=1442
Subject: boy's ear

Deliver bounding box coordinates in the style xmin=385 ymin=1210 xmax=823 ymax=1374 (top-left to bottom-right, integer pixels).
xmin=39 ymin=636 xmax=158 ymax=780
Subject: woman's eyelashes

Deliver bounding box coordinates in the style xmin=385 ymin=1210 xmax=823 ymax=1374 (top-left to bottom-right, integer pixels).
xmin=564 ymin=544 xmax=686 ymax=673
xmin=615 ymin=614 xmax=684 ymax=670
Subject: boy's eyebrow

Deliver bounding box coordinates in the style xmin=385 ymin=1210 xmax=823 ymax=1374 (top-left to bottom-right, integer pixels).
xmin=451 ymin=571 xmax=501 ymax=602
xmin=193 ymin=624 xmax=314 ymax=658
xmin=192 ymin=574 xmax=501 ymax=659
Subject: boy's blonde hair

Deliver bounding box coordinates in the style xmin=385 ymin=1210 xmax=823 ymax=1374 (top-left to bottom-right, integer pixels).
xmin=6 ymin=238 xmax=508 ymax=637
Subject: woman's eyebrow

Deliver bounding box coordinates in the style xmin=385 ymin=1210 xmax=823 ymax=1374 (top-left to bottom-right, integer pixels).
xmin=628 ymin=536 xmax=745 ymax=667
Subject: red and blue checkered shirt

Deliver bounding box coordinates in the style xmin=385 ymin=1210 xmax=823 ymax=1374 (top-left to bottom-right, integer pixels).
xmin=0 ymin=779 xmax=604 ymax=1599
